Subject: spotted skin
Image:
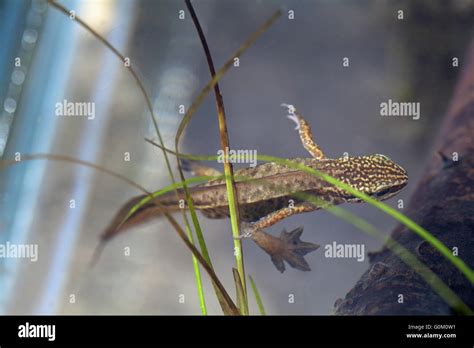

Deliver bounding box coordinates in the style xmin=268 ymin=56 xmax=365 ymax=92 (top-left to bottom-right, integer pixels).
xmin=104 ymin=106 xmax=408 ymax=273
xmin=163 ymin=155 xmax=407 ymax=221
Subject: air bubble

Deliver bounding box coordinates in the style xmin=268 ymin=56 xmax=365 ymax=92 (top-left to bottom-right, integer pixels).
xmin=22 ymin=29 xmax=38 ymax=44
xmin=4 ymin=98 xmax=17 ymax=113
xmin=11 ymin=70 xmax=25 ymax=85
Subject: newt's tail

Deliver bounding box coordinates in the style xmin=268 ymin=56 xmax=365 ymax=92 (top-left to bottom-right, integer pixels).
xmin=101 ymin=191 xmax=185 ymax=243
xmin=90 ymin=191 xmax=185 ymax=267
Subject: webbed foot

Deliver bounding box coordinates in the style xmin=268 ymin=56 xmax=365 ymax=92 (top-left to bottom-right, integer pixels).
xmin=281 ymin=103 xmax=300 ymax=130
xmin=251 ymin=226 xmax=320 ymax=273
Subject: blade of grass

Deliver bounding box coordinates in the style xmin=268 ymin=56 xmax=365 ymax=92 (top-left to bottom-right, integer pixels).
xmin=151 ymin=8 xmax=280 ymax=313
xmin=47 ymin=0 xmax=211 ymax=314
xmin=164 ymin=212 xmax=240 ymax=315
xmin=0 ymin=153 xmax=150 ymax=193
xmin=249 ymin=275 xmax=266 ymax=315
xmin=47 ymin=0 xmax=174 ymax=181
xmin=232 ymin=268 xmax=246 ymax=315
xmin=185 ymin=0 xmax=263 ymax=314
xmin=185 ymin=225 xmax=207 ymax=315
xmin=174 ymin=7 xmax=282 ymax=315
xmin=174 ymin=9 xmax=282 ymax=145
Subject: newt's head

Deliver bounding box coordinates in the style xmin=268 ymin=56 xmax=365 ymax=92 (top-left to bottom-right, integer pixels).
xmin=328 ymin=154 xmax=408 ymax=202
xmin=355 ymin=154 xmax=408 ymax=201
xmin=368 ymin=154 xmax=408 ymax=200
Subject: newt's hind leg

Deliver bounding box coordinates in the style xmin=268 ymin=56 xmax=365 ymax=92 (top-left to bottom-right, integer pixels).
xmin=252 ymin=227 xmax=320 ymax=273
xmin=180 ymin=159 xmax=222 ymax=177
xmin=241 ymin=202 xmax=318 ymax=237
xmin=241 ymin=203 xmax=320 ymax=272
xmin=281 ymin=103 xmax=326 ymax=160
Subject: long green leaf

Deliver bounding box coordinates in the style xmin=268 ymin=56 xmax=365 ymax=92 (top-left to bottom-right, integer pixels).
xmin=249 ymin=275 xmax=266 ymax=315
xmin=174 ymin=8 xmax=282 ymax=315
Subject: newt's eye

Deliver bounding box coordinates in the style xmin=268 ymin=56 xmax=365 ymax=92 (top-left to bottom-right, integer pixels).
xmin=374 ymin=188 xmax=391 ymax=198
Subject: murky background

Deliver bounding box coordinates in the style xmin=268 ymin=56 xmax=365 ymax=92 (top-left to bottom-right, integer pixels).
xmin=0 ymin=0 xmax=473 ymax=314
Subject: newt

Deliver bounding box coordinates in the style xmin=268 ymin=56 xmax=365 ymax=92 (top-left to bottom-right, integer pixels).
xmin=101 ymin=105 xmax=408 ymax=272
